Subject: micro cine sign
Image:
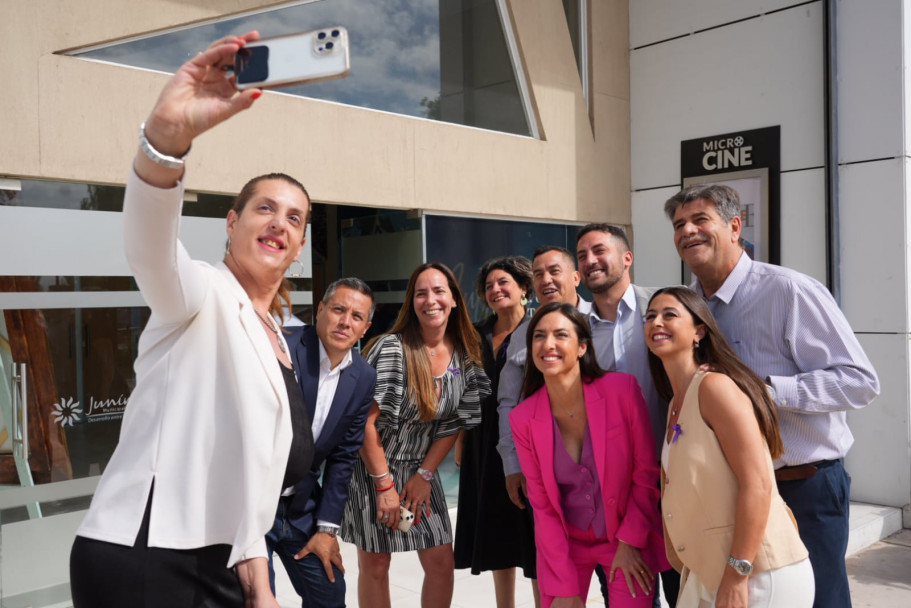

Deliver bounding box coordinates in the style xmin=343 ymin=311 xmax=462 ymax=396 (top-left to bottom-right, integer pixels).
xmin=702 ymin=135 xmax=753 ymax=171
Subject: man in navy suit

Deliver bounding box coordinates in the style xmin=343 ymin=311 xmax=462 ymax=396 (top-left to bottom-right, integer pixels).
xmin=267 ymin=278 xmax=377 ymax=607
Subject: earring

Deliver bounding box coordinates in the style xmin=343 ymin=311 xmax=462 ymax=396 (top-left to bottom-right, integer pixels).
xmin=225 ymin=238 xmax=231 ymax=255
xmin=520 ymin=293 xmax=528 ymax=307
xmin=694 ymin=339 xmax=700 ymax=350
xmin=287 ymin=259 xmax=305 ymax=278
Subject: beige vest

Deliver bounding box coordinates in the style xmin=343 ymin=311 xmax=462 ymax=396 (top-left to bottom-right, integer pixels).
xmin=661 ymin=371 xmax=807 ymax=591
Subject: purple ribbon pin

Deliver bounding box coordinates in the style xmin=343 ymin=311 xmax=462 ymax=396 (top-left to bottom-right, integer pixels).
xmin=671 ymin=423 xmax=683 ymax=444
xmin=447 ymin=367 xmax=460 ymax=376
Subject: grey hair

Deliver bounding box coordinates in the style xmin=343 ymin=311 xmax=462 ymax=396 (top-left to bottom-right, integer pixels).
xmin=322 ymin=277 xmax=376 ymax=321
xmin=664 ymin=184 xmax=741 ymax=224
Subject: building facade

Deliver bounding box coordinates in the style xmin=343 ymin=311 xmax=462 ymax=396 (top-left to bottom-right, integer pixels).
xmin=0 ymin=1 xmax=908 ymax=605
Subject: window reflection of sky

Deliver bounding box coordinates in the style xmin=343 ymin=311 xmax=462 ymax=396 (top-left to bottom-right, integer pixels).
xmin=77 ymin=0 xmax=442 ymax=118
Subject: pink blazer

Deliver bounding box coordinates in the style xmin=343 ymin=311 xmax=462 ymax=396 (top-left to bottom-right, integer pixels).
xmin=510 ymin=373 xmax=669 ymax=597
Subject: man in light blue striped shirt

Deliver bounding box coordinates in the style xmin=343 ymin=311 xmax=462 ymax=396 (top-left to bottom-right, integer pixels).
xmin=665 ymin=184 xmax=879 ymax=608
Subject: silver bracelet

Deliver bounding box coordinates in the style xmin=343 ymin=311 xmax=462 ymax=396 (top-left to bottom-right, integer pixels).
xmin=138 ymin=122 xmax=189 ymax=169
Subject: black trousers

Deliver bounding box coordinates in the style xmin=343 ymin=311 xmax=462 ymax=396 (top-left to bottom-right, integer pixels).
xmin=70 ymin=492 xmax=244 ymax=607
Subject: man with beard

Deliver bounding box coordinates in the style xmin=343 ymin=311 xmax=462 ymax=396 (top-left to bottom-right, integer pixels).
xmin=576 ymin=223 xmax=677 ymax=607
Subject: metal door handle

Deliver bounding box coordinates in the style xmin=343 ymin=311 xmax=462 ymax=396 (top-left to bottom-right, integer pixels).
xmin=12 ymin=362 xmax=27 ymax=459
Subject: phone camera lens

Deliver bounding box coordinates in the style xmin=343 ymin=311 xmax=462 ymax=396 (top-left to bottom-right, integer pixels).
xmin=318 ymin=32 xmax=327 ymax=40
xmin=331 ymin=30 xmax=340 ymax=37
xmin=326 ymin=41 xmax=334 ymax=49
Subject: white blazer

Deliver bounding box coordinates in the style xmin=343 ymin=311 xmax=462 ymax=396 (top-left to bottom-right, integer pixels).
xmin=76 ymin=168 xmax=292 ymax=567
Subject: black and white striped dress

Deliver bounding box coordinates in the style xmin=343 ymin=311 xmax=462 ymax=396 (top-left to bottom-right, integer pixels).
xmin=341 ymin=333 xmax=489 ymax=553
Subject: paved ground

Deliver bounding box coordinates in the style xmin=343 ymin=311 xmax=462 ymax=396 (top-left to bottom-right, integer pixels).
xmin=847 ymin=529 xmax=911 ymax=608
xmin=276 ymin=521 xmax=911 ymax=607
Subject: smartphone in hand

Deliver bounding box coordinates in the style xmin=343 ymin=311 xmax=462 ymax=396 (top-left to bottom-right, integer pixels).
xmin=234 ymin=27 xmax=350 ymax=90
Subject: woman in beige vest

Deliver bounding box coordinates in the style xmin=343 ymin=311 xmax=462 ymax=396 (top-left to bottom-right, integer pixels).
xmin=643 ymin=287 xmax=812 ymax=608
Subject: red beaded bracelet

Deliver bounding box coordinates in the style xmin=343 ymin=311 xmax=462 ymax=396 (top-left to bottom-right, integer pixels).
xmin=375 ymin=481 xmax=395 ymax=492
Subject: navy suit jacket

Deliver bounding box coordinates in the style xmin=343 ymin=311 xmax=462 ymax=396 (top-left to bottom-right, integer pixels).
xmin=284 ymin=324 xmax=376 ymax=534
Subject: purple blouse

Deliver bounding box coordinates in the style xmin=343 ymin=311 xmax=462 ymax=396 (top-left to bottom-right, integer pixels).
xmin=553 ymin=418 xmax=606 ymax=539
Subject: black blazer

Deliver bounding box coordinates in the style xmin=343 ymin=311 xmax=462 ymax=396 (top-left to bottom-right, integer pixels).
xmin=284 ymin=324 xmax=376 ymax=532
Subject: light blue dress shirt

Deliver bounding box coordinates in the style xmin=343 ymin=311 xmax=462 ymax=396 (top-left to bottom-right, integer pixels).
xmin=696 ymin=252 xmax=880 ymax=466
xmin=588 ymin=283 xmax=666 ymax=453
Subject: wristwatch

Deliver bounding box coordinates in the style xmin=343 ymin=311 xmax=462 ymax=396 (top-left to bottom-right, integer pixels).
xmin=417 ymin=467 xmax=434 ymax=481
xmin=727 ymin=555 xmax=754 ymax=576
xmin=316 ymin=525 xmax=337 ymax=537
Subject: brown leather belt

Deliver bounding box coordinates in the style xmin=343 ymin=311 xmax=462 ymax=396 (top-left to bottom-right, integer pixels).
xmin=775 ymin=460 xmax=832 ymax=482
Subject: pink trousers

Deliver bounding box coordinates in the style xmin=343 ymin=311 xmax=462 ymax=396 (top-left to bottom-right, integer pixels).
xmin=540 ymin=528 xmax=653 ymax=608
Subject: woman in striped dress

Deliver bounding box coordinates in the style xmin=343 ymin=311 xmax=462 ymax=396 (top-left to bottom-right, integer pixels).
xmin=341 ymin=262 xmax=490 ymax=607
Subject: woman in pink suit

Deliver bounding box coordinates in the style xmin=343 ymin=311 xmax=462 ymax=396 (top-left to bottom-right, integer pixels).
xmin=509 ymin=302 xmax=668 ymax=608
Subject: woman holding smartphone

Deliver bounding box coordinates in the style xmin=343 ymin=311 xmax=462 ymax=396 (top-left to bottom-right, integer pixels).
xmin=644 ymin=287 xmax=812 ymax=607
xmin=341 ymin=262 xmax=490 ymax=608
xmin=69 ymin=33 xmax=314 ymax=607
xmin=509 ymin=303 xmax=667 ymax=608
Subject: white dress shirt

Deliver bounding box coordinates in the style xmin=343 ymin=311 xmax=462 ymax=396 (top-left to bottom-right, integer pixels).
xmin=283 ymin=340 xmax=354 ymax=533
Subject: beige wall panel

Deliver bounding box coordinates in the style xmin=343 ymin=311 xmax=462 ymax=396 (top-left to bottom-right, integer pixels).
xmin=0 ymin=2 xmax=44 ymax=177
xmin=509 ymin=0 xmax=583 ymax=92
xmin=38 ymin=0 xmax=285 ymax=52
xmin=585 ymin=92 xmax=631 ymax=224
xmin=36 ymin=58 xmax=173 ymax=186
xmin=212 ymin=96 xmax=417 ymax=208
xmin=413 ymin=125 xmax=546 ymax=216
xmin=38 ymin=55 xmax=417 ymax=205
xmin=591 ymin=0 xmax=630 ymax=101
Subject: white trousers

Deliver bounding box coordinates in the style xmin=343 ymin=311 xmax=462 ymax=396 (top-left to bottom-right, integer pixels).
xmin=678 ymin=558 xmax=814 ymax=607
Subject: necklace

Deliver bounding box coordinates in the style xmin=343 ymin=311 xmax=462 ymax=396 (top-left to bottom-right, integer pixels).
xmin=670 ymin=395 xmax=684 ymax=417
xmin=556 ymin=401 xmax=577 ymax=419
xmin=254 ymin=308 xmax=286 ymax=353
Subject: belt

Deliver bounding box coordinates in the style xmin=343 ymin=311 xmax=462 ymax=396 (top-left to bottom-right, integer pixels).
xmin=774 ymin=459 xmax=835 ymax=482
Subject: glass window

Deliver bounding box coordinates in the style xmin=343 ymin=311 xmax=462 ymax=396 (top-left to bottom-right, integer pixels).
xmin=424 ymin=214 xmax=589 ymax=323
xmin=0 ymin=180 xmax=234 ymax=218
xmin=72 ymin=0 xmax=533 ymax=136
xmin=562 ymin=0 xmax=590 ymax=109
xmin=0 ymin=304 xmax=150 ymax=492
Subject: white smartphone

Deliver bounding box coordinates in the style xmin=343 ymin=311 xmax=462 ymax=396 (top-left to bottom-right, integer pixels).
xmin=234 ymin=27 xmax=351 ymax=90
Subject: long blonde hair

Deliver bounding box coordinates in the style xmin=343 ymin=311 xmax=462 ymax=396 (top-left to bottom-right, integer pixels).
xmin=365 ymin=262 xmax=482 ymax=421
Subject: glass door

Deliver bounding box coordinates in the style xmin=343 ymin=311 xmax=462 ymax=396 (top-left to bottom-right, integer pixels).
xmin=0 ymin=176 xmax=313 ymax=607
xmin=0 ymin=292 xmax=150 ymax=608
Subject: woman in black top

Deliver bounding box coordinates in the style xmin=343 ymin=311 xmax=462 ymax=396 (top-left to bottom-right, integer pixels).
xmin=454 ymin=256 xmax=537 ymax=607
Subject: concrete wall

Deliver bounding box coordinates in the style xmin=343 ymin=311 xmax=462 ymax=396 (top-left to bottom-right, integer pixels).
xmin=629 ymin=0 xmax=911 ymax=516
xmin=0 ymin=0 xmax=630 ymax=224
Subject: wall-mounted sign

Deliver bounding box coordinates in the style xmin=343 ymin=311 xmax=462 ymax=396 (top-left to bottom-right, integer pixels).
xmin=681 ymin=126 xmax=780 ymax=269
